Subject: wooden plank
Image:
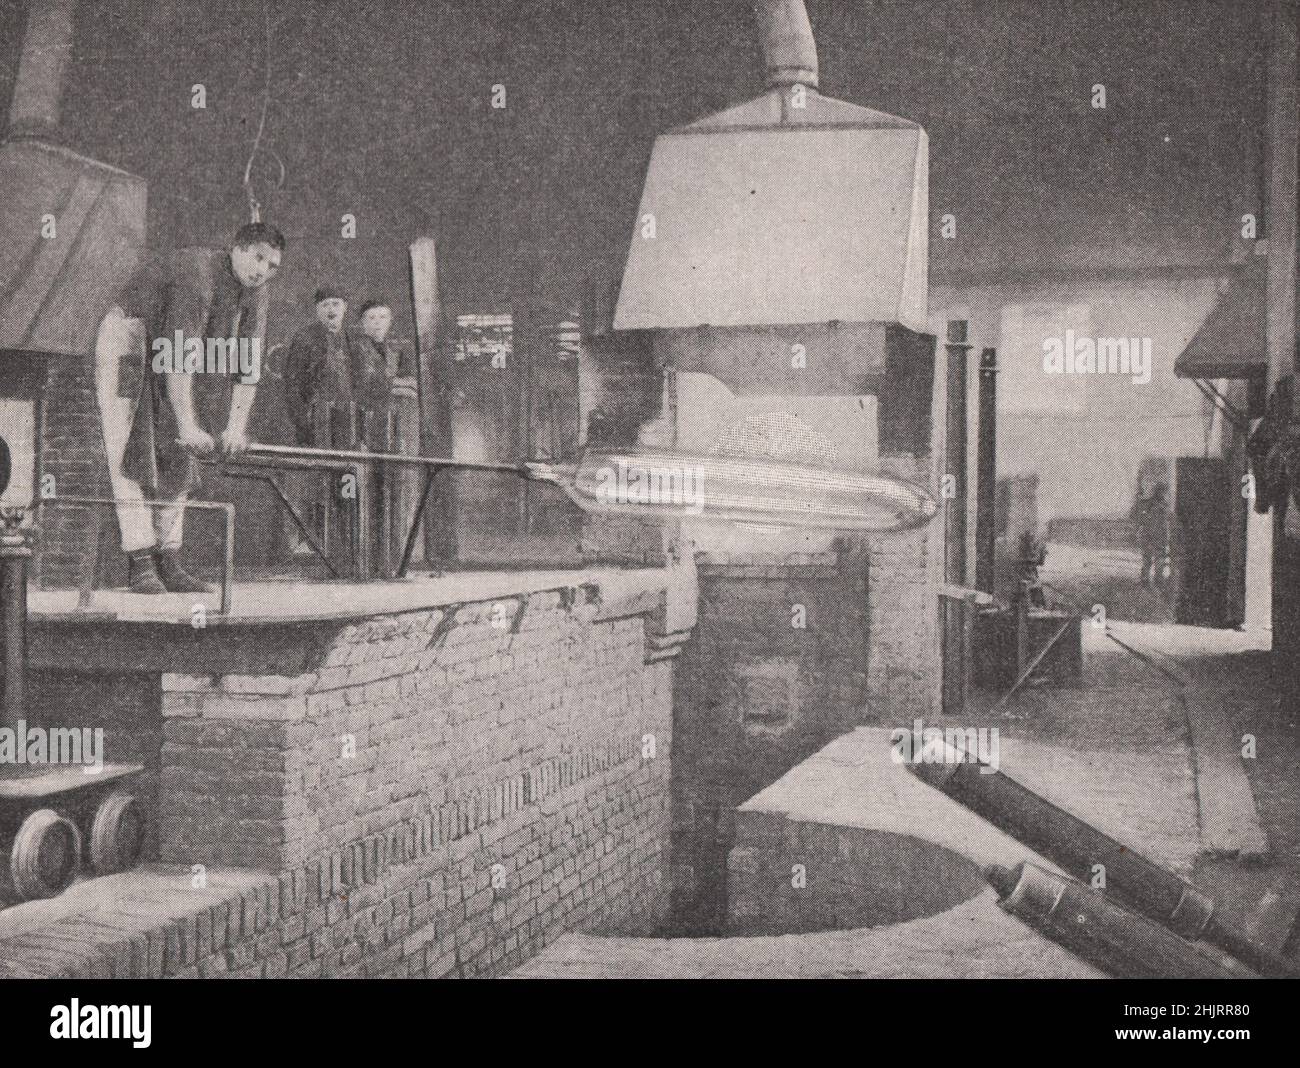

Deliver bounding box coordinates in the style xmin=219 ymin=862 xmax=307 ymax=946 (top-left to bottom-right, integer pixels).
xmin=0 ymin=763 xmax=143 ymax=800
xmin=1182 ymin=688 xmax=1270 ymax=858
xmin=409 ymin=236 xmax=450 ymax=564
xmin=1106 ymin=629 xmax=1269 ymax=859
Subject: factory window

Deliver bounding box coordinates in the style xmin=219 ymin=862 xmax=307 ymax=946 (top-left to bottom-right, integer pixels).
xmin=453 ymin=313 xmax=513 ymax=364
xmin=444 ymin=307 xmax=585 ymax=565
xmin=999 ymin=303 xmax=1093 ymax=415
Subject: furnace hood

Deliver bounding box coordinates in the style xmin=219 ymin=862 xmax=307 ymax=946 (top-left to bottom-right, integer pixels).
xmin=0 ymin=140 xmax=145 ymax=356
xmin=613 ymin=87 xmax=929 ymax=334
xmin=0 ymin=0 xmax=145 ymax=357
xmin=1173 ymin=256 xmax=1267 ymax=381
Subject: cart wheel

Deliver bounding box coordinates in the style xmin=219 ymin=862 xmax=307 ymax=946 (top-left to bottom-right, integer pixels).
xmin=89 ymin=793 xmax=145 ymax=874
xmin=6 ymin=809 xmax=81 ymax=901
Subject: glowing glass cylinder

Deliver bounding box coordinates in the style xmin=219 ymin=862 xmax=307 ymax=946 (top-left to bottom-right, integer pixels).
xmin=527 ymin=449 xmax=937 ymax=533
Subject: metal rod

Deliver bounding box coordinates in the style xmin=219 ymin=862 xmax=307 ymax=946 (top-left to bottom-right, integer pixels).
xmin=38 ymin=498 xmax=236 ymax=613
xmin=350 ymin=462 xmax=369 ymax=581
xmin=0 ymin=514 xmax=31 ymax=733
xmin=1191 ymin=377 xmax=1250 ymax=433
xmin=398 ymin=468 xmax=439 ymax=578
xmin=78 ymin=508 xmax=105 ymax=609
xmin=244 ymin=443 xmax=525 ymax=476
xmin=221 ymin=501 xmax=234 ymax=615
xmin=943 ymin=324 xmax=971 ymax=716
xmin=220 ymin=469 xmax=340 ymax=579
xmin=995 ymin=611 xmax=1076 ymax=710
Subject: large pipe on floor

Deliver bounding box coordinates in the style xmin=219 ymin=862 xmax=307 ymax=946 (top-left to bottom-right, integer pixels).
xmin=908 ymin=745 xmax=1298 ymax=977
xmin=987 ymin=862 xmax=1257 ymax=979
xmin=754 ymin=0 xmax=819 ymax=89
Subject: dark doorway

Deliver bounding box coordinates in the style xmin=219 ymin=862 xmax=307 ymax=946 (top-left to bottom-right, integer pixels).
xmin=1175 ymin=457 xmax=1244 ymax=628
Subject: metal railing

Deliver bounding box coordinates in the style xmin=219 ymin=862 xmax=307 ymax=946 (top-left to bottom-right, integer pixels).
xmin=211 ymin=444 xmax=530 ymax=580
xmin=37 ymin=496 xmax=235 ymax=614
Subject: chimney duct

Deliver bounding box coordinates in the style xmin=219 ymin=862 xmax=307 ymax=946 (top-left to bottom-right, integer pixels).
xmin=754 ymin=0 xmax=818 ymax=90
xmin=7 ymin=0 xmax=77 ymax=142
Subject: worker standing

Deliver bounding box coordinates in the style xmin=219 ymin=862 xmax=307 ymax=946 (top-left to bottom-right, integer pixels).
xmin=352 ymin=300 xmax=418 ymax=450
xmin=352 ymin=299 xmax=419 ymax=573
xmin=283 ymin=287 xmax=360 ymax=450
xmin=92 ymin=222 xmax=286 ymax=593
xmin=281 ymin=287 xmax=367 ymax=562
xmin=1132 ymin=482 xmax=1173 ymax=588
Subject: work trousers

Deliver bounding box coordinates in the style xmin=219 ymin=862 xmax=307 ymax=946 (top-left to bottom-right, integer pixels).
xmin=1140 ymin=544 xmax=1169 ymax=587
xmin=93 ymin=306 xmax=188 ymax=552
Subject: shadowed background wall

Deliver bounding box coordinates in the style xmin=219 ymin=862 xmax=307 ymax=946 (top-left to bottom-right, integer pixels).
xmin=0 ymin=0 xmax=1268 ymax=338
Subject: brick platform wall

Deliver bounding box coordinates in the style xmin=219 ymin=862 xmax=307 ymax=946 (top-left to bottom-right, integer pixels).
xmin=865 ymin=521 xmax=943 ymax=723
xmin=8 ymin=569 xmax=692 ymax=978
xmin=149 ymin=588 xmax=680 ymax=976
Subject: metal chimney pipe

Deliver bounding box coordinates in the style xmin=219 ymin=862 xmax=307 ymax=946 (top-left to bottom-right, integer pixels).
xmin=754 ymin=0 xmax=819 ymax=90
xmin=975 ymin=348 xmax=999 ymax=594
xmin=0 ymin=511 xmax=31 ymax=736
xmin=7 ymin=0 xmax=77 ymax=141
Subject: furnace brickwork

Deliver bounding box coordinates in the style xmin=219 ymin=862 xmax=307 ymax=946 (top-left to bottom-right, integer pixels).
xmin=669 ymin=528 xmax=941 ymax=930
xmin=37 ymin=351 xmax=113 ymax=589
xmin=9 ymin=571 xmax=691 ymax=977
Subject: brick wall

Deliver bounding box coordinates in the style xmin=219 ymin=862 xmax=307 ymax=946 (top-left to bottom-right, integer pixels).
xmin=864 ymin=523 xmax=944 ymax=724
xmin=153 ymin=595 xmax=679 ymax=976
xmin=670 ymin=546 xmax=861 ymax=931
xmin=158 ymin=590 xmax=675 ymax=873
xmin=37 ymin=352 xmax=113 ymax=589
xmin=0 ymin=840 xmax=662 ymax=979
xmin=9 ymin=570 xmax=692 ymax=977
xmin=670 ymin=519 xmax=941 ymax=931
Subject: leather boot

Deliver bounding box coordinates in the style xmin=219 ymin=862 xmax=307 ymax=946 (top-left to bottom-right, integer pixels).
xmin=126 ymin=549 xmax=168 ymax=594
xmin=153 ymin=548 xmax=213 ymax=594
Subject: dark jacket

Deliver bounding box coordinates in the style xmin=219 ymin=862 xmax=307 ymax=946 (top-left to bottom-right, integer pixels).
xmin=351 ymin=335 xmax=395 ymax=452
xmin=117 ymin=248 xmax=268 ymax=496
xmin=282 ymin=322 xmax=367 ymax=449
xmin=1131 ymin=495 xmax=1172 ymax=551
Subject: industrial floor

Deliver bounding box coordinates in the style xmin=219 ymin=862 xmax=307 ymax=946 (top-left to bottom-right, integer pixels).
xmin=513 ymin=622 xmax=1292 ymax=978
